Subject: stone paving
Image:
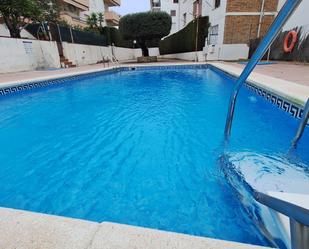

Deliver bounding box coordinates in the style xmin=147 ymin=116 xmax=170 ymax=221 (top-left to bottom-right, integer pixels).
xmin=222 ymin=61 xmax=309 ymax=87
xmin=0 ymin=208 xmax=271 ymax=249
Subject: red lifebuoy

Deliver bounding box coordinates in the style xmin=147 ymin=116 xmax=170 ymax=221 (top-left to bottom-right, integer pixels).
xmin=283 ymin=30 xmax=298 ymax=53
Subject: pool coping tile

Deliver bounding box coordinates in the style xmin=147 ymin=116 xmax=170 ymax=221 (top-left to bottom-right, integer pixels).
xmin=0 ymin=207 xmax=272 ymax=249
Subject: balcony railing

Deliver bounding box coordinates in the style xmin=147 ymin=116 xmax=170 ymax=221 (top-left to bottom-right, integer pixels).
xmin=105 ymin=11 xmax=120 ymax=26
xmin=104 ymin=0 xmax=121 ymax=7
xmin=60 ymin=11 xmax=88 ymax=28
xmin=62 ymin=0 xmax=89 ymax=11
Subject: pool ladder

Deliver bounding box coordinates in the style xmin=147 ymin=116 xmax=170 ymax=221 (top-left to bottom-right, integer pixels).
xmin=223 ymin=1 xmax=309 ymax=248
xmin=224 ymin=0 xmax=306 ymax=149
xmin=254 ymin=191 xmax=309 ymax=249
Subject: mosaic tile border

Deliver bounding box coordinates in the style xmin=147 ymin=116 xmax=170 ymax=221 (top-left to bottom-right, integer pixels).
xmin=0 ymin=63 xmax=305 ymax=122
xmin=0 ymin=68 xmax=122 ymax=96
xmin=208 ymin=64 xmax=305 ymax=121
xmin=0 ymin=65 xmax=207 ymax=97
xmin=244 ymin=82 xmax=304 ymax=120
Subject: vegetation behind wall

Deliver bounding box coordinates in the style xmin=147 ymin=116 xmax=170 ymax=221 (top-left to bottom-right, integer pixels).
xmin=159 ymin=16 xmax=209 ymax=55
xmin=26 ymin=23 xmax=107 ymax=46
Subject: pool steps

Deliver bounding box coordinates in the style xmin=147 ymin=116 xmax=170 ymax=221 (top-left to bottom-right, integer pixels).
xmin=0 ymin=207 xmax=272 ymax=249
xmin=224 ymin=0 xmax=303 ymax=139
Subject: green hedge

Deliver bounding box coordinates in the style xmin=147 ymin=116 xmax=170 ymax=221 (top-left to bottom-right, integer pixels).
xmin=159 ymin=16 xmax=209 ymax=55
xmin=101 ymin=26 xmax=160 ymax=48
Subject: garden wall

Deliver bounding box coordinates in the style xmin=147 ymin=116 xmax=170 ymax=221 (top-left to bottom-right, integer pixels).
xmin=0 ymin=37 xmax=60 ymax=74
xmin=160 ymin=51 xmax=205 ymax=62
xmin=62 ymin=42 xmax=137 ymax=66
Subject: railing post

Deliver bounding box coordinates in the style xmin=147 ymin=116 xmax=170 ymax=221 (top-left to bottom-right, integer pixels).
xmin=70 ymin=28 xmax=74 ymax=44
xmin=224 ymin=0 xmax=303 ymax=139
xmin=290 ymin=218 xmax=309 ymax=249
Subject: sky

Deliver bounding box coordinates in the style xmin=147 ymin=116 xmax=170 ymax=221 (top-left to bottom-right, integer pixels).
xmin=111 ymin=0 xmax=150 ymax=16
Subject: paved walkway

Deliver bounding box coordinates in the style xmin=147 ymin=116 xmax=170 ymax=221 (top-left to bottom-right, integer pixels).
xmin=0 ymin=208 xmax=271 ymax=249
xmin=0 ymin=60 xmax=190 ymax=85
xmin=222 ymin=61 xmax=309 ymax=87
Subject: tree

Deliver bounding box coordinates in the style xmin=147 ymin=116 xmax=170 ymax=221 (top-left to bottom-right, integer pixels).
xmin=0 ymin=0 xmax=42 ymax=38
xmin=119 ymin=11 xmax=171 ymax=57
xmin=38 ymin=0 xmax=61 ymax=22
xmin=86 ymin=12 xmax=104 ymax=32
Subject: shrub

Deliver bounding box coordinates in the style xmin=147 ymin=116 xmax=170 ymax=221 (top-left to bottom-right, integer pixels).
xmin=159 ymin=16 xmax=210 ymax=55
xmin=119 ymin=11 xmax=171 ymax=56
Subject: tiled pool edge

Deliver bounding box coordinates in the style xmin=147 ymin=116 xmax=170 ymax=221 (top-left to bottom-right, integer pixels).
xmin=0 ymin=62 xmax=307 ymax=121
xmin=0 ymin=207 xmax=271 ymax=249
xmin=208 ymin=62 xmax=308 ymax=121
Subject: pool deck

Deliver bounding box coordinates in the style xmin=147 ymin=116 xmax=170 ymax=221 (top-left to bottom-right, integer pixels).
xmin=0 ymin=207 xmax=271 ymax=249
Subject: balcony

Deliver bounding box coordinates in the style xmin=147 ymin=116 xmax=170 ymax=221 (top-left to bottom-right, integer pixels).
xmin=104 ymin=0 xmax=121 ymax=7
xmin=105 ymin=10 xmax=120 ymax=26
xmin=60 ymin=11 xmax=88 ymax=28
xmin=62 ymin=0 xmax=89 ymax=11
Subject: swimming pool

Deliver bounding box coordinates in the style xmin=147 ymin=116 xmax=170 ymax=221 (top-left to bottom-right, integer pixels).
xmin=0 ymin=65 xmax=308 ymax=247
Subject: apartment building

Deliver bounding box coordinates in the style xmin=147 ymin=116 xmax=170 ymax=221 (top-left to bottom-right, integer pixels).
xmin=206 ymin=0 xmax=284 ymax=60
xmin=104 ymin=0 xmax=121 ymax=26
xmin=150 ymin=0 xmax=204 ymax=34
xmin=59 ymin=0 xmax=90 ymax=27
xmin=59 ymin=0 xmax=121 ymax=28
xmin=151 ymin=0 xmax=285 ymax=60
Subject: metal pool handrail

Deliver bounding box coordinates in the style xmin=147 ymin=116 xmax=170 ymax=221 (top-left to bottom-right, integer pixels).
xmin=254 ymin=191 xmax=309 ymax=249
xmin=224 ymin=0 xmax=303 ymax=139
xmin=291 ymin=98 xmax=309 ymax=148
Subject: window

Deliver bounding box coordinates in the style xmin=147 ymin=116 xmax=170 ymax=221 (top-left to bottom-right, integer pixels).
xmin=209 ymin=25 xmax=219 ymax=44
xmin=170 ymin=10 xmax=176 ymax=16
xmin=214 ymin=0 xmax=220 ymax=8
xmin=183 ymin=13 xmax=187 ymax=27
xmin=173 ymin=0 xmax=178 ymax=3
xmin=152 ymin=0 xmax=161 ymax=7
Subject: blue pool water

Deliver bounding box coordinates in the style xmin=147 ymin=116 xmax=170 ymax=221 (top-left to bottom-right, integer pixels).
xmin=0 ymin=66 xmax=308 ymax=246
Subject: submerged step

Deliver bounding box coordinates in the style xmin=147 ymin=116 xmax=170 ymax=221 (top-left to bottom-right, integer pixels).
xmin=226 ymin=152 xmax=309 ymax=194
xmin=221 ymin=152 xmax=309 ymax=249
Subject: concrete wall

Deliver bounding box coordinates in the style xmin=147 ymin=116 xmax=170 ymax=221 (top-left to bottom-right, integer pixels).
xmin=160 ymin=51 xmax=205 ymax=62
xmin=0 ymin=37 xmax=60 ymax=74
xmin=134 ymin=48 xmax=160 ymax=58
xmin=0 ymin=24 xmax=36 ymax=39
xmin=205 ymin=44 xmax=249 ymax=61
xmin=160 ymin=44 xmax=248 ymax=61
xmin=62 ymin=42 xmax=112 ymax=66
xmin=61 ymin=43 xmax=151 ymax=66
xmin=282 ymin=0 xmax=309 ymax=31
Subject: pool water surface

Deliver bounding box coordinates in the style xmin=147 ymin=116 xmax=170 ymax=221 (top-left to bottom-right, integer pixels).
xmin=0 ymin=66 xmax=308 ymax=246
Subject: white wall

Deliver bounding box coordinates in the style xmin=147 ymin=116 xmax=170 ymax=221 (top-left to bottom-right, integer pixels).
xmin=62 ymin=43 xmax=141 ymax=66
xmin=0 ymin=37 xmax=60 ymax=74
xmin=160 ymin=51 xmax=205 ymax=61
xmin=282 ymin=0 xmax=309 ymax=31
xmin=205 ymin=44 xmax=249 ymax=61
xmin=159 ymin=0 xmax=182 ymax=34
xmin=62 ymin=42 xmax=112 ymax=66
xmin=0 ymin=24 xmax=36 ymax=39
xmin=158 ymin=0 xmax=211 ymax=35
xmin=133 ymin=47 xmax=160 ymax=58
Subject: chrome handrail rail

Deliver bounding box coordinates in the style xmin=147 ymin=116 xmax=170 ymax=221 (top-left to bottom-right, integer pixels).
xmin=224 ymin=0 xmax=303 ymax=139
xmin=254 ymin=191 xmax=309 ymax=249
xmin=255 ymin=192 xmax=309 ymax=227
xmin=291 ymin=98 xmax=309 ymax=148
